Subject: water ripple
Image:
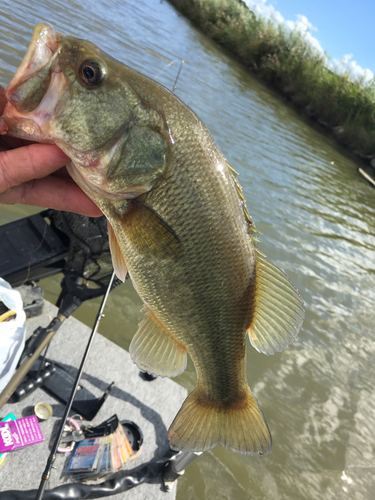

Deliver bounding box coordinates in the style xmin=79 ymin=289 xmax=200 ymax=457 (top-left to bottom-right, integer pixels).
xmin=1 ymin=2 xmax=374 ymax=499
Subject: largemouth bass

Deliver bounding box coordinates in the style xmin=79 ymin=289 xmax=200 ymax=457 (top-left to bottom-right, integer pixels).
xmin=1 ymin=24 xmax=305 ymax=455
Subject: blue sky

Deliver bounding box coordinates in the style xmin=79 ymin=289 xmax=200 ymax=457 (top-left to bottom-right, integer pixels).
xmin=244 ymin=0 xmax=375 ymax=81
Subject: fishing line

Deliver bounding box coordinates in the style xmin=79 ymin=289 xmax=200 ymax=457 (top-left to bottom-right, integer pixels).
xmin=173 ymin=59 xmax=185 ymax=91
xmin=21 ymin=221 xmax=48 ymax=287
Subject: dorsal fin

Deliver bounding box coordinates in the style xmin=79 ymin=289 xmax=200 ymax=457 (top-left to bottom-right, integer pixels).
xmin=247 ymin=251 xmax=305 ymax=355
xmin=226 ymin=161 xmax=260 ymax=241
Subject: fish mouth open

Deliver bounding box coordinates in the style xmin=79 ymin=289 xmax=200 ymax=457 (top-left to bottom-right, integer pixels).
xmin=1 ymin=24 xmax=65 ymax=142
xmin=6 ymin=24 xmax=62 ymax=106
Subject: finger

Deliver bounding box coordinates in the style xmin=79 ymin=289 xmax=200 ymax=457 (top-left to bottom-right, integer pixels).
xmin=0 ymin=176 xmax=102 ymax=217
xmin=0 ymin=85 xmax=6 ymax=115
xmin=0 ymin=143 xmax=70 ymax=192
xmin=0 ymin=135 xmax=37 ymax=152
xmin=50 ymin=166 xmax=75 ymax=181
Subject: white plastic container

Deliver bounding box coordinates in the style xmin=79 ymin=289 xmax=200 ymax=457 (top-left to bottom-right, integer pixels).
xmin=0 ymin=278 xmax=26 ymax=392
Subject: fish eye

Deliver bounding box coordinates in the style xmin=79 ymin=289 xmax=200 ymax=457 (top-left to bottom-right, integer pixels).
xmin=79 ymin=60 xmax=105 ymax=86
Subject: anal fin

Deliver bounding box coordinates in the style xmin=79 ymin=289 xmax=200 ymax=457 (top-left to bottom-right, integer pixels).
xmin=247 ymin=251 xmax=305 ymax=355
xmin=130 ymin=309 xmax=187 ymax=378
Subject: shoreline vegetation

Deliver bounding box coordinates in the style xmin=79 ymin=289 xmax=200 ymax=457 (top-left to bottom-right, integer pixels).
xmin=168 ymin=0 xmax=375 ymax=169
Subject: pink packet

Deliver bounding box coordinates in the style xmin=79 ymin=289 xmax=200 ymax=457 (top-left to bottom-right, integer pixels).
xmin=0 ymin=415 xmax=44 ymax=452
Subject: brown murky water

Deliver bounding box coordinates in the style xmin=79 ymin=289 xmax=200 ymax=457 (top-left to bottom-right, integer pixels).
xmin=1 ymin=1 xmax=374 ymax=498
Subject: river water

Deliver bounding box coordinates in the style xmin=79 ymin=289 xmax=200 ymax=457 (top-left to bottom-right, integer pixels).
xmin=1 ymin=1 xmax=374 ymax=499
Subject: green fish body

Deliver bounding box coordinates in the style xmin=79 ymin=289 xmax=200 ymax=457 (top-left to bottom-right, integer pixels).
xmin=1 ymin=24 xmax=305 ymax=455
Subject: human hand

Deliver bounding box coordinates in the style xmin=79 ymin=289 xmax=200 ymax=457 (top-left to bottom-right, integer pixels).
xmin=0 ymin=85 xmax=101 ymax=217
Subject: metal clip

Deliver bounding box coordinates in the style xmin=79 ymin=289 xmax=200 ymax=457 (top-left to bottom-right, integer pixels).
xmin=57 ymin=417 xmax=83 ymax=453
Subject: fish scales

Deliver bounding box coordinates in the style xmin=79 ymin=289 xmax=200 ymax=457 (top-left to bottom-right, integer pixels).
xmin=0 ymin=24 xmax=305 ymax=456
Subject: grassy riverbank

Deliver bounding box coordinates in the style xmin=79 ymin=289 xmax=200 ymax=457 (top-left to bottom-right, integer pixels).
xmin=168 ymin=0 xmax=375 ymax=161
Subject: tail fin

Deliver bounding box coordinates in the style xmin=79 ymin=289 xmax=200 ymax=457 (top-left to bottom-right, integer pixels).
xmin=168 ymin=387 xmax=271 ymax=455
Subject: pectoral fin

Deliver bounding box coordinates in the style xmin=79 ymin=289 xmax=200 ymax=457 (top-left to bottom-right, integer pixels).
xmin=130 ymin=308 xmax=187 ymax=377
xmin=107 ymin=221 xmax=128 ymax=282
xmin=117 ymin=200 xmax=184 ymax=259
xmin=247 ymin=252 xmax=305 ymax=355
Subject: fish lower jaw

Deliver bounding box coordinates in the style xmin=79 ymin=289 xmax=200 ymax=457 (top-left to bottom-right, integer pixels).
xmin=1 ymin=116 xmax=53 ymax=143
xmin=1 ymin=103 xmax=53 ymax=143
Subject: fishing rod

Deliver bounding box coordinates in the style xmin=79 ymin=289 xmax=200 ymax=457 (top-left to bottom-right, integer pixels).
xmin=35 ymin=271 xmax=116 ymax=500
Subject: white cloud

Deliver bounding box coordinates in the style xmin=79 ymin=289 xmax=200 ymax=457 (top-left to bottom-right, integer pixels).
xmin=302 ymin=31 xmax=324 ymax=56
xmin=295 ymin=14 xmax=318 ymax=33
xmin=244 ymin=0 xmax=324 ymax=55
xmin=243 ymin=0 xmax=372 ymax=82
xmin=331 ymin=54 xmax=374 ymax=83
xmin=245 ymin=0 xmax=284 ymax=25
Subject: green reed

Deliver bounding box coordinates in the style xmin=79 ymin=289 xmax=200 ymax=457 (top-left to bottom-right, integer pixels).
xmin=168 ymin=0 xmax=375 ymax=156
